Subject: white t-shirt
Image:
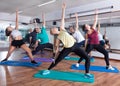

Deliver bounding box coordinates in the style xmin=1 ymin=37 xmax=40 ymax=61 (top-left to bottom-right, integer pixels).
xmin=72 ymin=31 xmax=85 ymax=43
xmin=98 ymin=33 xmax=103 ymax=41
xmin=11 ymin=30 xmax=22 ymax=39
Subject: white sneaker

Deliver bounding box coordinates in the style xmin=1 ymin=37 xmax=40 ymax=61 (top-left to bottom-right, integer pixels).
xmin=42 ymin=70 xmax=50 ymax=75
xmin=84 ymin=73 xmax=94 ymax=79
xmin=106 ymin=65 xmax=115 ymax=70
xmin=75 ymin=63 xmax=80 ymax=67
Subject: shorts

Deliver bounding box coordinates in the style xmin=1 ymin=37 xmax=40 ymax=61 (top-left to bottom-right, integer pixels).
xmin=11 ymin=40 xmax=25 ymax=48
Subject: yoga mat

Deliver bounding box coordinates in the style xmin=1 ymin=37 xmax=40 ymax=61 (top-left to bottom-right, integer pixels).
xmin=71 ymin=64 xmax=119 ymax=73
xmin=34 ymin=70 xmax=94 ymax=83
xmin=0 ymin=60 xmax=41 ymax=67
xmin=21 ymin=57 xmax=53 ymax=62
xmin=21 ymin=52 xmax=45 ymax=55
xmin=64 ymin=56 xmax=95 ymax=62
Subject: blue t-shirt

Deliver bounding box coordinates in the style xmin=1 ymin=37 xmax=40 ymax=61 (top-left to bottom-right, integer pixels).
xmin=36 ymin=26 xmax=49 ymax=44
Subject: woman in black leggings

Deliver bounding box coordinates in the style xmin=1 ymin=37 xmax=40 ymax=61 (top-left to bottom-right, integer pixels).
xmin=76 ymin=10 xmax=114 ymax=70
xmin=42 ymin=3 xmax=93 ymax=79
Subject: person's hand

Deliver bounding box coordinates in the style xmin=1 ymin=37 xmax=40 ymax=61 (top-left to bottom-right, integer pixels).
xmin=75 ymin=13 xmax=78 ymax=17
xmin=62 ymin=3 xmax=66 ymax=9
xmin=95 ymin=9 xmax=98 ymax=15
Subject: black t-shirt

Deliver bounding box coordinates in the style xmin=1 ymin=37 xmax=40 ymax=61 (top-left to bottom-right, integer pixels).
xmin=29 ymin=32 xmax=37 ymax=43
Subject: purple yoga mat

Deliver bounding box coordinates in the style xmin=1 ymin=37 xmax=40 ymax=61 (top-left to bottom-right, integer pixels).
xmin=21 ymin=52 xmax=47 ymax=55
xmin=20 ymin=57 xmax=53 ymax=62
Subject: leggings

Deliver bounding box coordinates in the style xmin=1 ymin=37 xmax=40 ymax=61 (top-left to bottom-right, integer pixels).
xmin=32 ymin=43 xmax=53 ymax=55
xmin=78 ymin=44 xmax=110 ymax=66
xmin=48 ymin=43 xmax=90 ymax=73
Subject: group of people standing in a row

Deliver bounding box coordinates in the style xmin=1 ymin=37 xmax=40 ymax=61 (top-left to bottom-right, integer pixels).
xmin=2 ymin=3 xmax=114 ymax=79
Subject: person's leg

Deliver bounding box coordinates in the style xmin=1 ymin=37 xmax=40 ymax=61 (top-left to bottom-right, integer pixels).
xmin=74 ymin=47 xmax=90 ymax=73
xmin=32 ymin=44 xmax=43 ymax=55
xmin=21 ymin=44 xmax=37 ymax=64
xmin=42 ymin=48 xmax=71 ymax=75
xmin=45 ymin=43 xmax=53 ymax=50
xmin=95 ymin=44 xmax=114 ymax=70
xmin=73 ymin=45 xmax=93 ymax=79
xmin=95 ymin=45 xmax=109 ymax=65
xmin=48 ymin=48 xmax=71 ymax=70
xmin=1 ymin=45 xmax=16 ymax=61
xmin=77 ymin=44 xmax=93 ymax=63
xmin=45 ymin=43 xmax=54 ymax=58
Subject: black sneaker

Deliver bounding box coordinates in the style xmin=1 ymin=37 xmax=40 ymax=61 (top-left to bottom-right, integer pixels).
xmin=31 ymin=60 xmax=37 ymax=64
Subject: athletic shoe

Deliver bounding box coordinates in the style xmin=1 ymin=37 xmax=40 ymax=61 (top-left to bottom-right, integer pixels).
xmin=65 ymin=56 xmax=70 ymax=59
xmin=84 ymin=73 xmax=94 ymax=79
xmin=75 ymin=63 xmax=80 ymax=67
xmin=42 ymin=70 xmax=50 ymax=75
xmin=31 ymin=60 xmax=38 ymax=64
xmin=106 ymin=65 xmax=115 ymax=70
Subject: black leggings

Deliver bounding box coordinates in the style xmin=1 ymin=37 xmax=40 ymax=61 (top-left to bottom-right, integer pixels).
xmin=78 ymin=44 xmax=110 ymax=66
xmin=48 ymin=43 xmax=90 ymax=73
xmin=32 ymin=43 xmax=53 ymax=55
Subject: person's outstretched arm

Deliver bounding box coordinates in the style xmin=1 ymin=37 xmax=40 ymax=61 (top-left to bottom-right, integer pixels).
xmin=92 ymin=10 xmax=98 ymax=29
xmin=15 ymin=10 xmax=18 ymax=30
xmin=97 ymin=21 xmax=101 ymax=33
xmin=75 ymin=13 xmax=79 ymax=31
xmin=60 ymin=3 xmax=66 ymax=31
xmin=42 ymin=13 xmax=46 ymax=27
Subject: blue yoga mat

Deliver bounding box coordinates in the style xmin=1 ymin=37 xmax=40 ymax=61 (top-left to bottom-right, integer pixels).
xmin=21 ymin=56 xmax=53 ymax=62
xmin=0 ymin=60 xmax=41 ymax=67
xmin=71 ymin=64 xmax=119 ymax=73
xmin=64 ymin=56 xmax=95 ymax=62
xmin=34 ymin=70 xmax=94 ymax=83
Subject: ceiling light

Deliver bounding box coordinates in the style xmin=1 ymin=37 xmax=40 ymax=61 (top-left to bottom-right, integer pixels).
xmin=18 ymin=11 xmax=23 ymax=14
xmin=38 ymin=0 xmax=56 ymax=7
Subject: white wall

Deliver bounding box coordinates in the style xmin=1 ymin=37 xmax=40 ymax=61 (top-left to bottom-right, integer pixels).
xmin=46 ymin=30 xmax=54 ymax=43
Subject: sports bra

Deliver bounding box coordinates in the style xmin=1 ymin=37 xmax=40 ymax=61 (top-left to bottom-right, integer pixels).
xmin=11 ymin=30 xmax=22 ymax=39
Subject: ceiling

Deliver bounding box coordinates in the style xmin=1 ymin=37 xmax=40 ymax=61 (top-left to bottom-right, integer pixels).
xmin=0 ymin=0 xmax=120 ymax=26
xmin=0 ymin=0 xmax=103 ymax=17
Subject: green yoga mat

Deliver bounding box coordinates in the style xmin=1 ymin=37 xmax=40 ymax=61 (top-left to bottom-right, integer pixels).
xmin=64 ymin=56 xmax=95 ymax=62
xmin=34 ymin=70 xmax=94 ymax=83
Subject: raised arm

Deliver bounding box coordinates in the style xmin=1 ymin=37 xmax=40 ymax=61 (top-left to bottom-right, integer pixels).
xmin=92 ymin=10 xmax=98 ymax=29
xmin=60 ymin=3 xmax=66 ymax=30
xmin=104 ymin=27 xmax=106 ymax=35
xmin=97 ymin=21 xmax=100 ymax=33
xmin=15 ymin=10 xmax=19 ymax=30
xmin=75 ymin=13 xmax=79 ymax=31
xmin=42 ymin=13 xmax=46 ymax=27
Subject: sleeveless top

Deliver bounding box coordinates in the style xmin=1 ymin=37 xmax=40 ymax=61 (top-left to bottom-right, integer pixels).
xmin=88 ymin=29 xmax=99 ymax=44
xmin=11 ymin=30 xmax=22 ymax=39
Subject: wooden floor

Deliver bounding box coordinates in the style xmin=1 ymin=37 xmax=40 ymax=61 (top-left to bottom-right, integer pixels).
xmin=0 ymin=48 xmax=120 ymax=86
